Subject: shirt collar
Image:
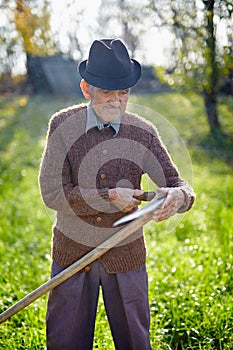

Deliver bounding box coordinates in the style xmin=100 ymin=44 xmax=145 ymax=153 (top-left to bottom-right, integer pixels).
xmin=85 ymin=103 xmax=121 ymax=135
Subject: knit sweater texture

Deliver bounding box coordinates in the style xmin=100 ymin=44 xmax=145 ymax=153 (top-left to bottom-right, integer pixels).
xmin=39 ymin=104 xmax=195 ymax=273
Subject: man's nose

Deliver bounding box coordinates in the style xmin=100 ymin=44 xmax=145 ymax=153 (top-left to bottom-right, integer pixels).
xmin=109 ymin=91 xmax=121 ymax=103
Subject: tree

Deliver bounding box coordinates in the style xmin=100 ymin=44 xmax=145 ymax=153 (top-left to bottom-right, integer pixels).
xmin=52 ymin=0 xmax=84 ymax=61
xmin=0 ymin=0 xmax=55 ymax=77
xmin=202 ymin=0 xmax=220 ymax=130
xmin=0 ymin=0 xmax=20 ymax=77
xmin=14 ymin=0 xmax=56 ymax=56
xmin=97 ymin=0 xmax=148 ymax=57
xmin=148 ymin=0 xmax=233 ymax=133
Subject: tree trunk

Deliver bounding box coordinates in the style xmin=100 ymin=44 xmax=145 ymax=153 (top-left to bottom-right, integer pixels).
xmin=203 ymin=91 xmax=220 ymax=131
xmin=203 ymin=0 xmax=221 ymax=132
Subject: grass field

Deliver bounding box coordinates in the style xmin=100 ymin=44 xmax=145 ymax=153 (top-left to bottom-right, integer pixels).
xmin=0 ymin=92 xmax=232 ymax=349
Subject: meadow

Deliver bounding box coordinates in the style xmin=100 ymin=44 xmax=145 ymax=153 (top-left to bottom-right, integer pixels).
xmin=0 ymin=92 xmax=232 ymax=349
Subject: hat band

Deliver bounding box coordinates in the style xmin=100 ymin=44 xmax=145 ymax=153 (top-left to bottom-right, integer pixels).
xmin=86 ymin=63 xmax=134 ymax=80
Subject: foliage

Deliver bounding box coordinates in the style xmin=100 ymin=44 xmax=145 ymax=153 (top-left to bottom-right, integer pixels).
xmin=0 ymin=0 xmax=55 ymax=77
xmin=150 ymin=0 xmax=232 ymax=93
xmin=69 ymin=0 xmax=232 ymax=132
xmin=0 ymin=93 xmax=232 ymax=349
xmin=149 ymin=0 xmax=233 ymax=131
xmin=14 ymin=0 xmax=55 ymax=56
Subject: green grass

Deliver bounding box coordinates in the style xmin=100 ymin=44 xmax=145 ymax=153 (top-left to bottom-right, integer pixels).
xmin=0 ymin=93 xmax=232 ymax=349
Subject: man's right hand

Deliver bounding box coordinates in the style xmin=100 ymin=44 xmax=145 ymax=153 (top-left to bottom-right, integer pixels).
xmin=108 ymin=188 xmax=144 ymax=213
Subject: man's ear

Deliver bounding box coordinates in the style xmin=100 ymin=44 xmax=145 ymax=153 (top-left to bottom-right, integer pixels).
xmin=80 ymin=79 xmax=91 ymax=99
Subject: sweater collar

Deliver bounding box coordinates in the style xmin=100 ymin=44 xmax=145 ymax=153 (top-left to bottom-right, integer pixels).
xmin=85 ymin=103 xmax=120 ymax=135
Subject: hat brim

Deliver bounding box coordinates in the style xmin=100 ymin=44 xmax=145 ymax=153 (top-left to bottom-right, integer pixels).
xmin=78 ymin=59 xmax=141 ymax=90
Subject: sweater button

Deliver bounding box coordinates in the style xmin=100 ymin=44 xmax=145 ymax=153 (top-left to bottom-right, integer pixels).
xmin=102 ymin=149 xmax=108 ymax=155
xmin=84 ymin=266 xmax=91 ymax=272
xmin=100 ymin=173 xmax=106 ymax=179
xmin=96 ymin=216 xmax=102 ymax=223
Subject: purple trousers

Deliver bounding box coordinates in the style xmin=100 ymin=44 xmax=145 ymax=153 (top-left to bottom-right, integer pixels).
xmin=46 ymin=261 xmax=152 ymax=350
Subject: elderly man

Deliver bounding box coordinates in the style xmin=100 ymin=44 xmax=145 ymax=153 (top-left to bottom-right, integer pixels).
xmin=39 ymin=38 xmax=195 ymax=350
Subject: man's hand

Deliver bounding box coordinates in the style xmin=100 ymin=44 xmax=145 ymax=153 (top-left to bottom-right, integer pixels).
xmin=108 ymin=188 xmax=144 ymax=212
xmin=152 ymin=187 xmax=185 ymax=222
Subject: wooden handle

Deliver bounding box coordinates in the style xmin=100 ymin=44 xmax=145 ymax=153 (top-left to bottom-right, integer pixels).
xmin=0 ymin=213 xmax=152 ymax=324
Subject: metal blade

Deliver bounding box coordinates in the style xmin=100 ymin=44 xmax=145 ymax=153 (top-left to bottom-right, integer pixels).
xmin=113 ymin=192 xmax=166 ymax=227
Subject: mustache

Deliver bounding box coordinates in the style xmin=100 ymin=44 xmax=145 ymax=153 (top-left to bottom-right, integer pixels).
xmin=104 ymin=103 xmax=122 ymax=109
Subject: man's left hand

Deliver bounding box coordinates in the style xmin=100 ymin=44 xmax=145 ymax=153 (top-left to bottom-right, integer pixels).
xmin=152 ymin=187 xmax=185 ymax=222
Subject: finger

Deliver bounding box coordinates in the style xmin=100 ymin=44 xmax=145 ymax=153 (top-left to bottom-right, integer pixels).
xmin=133 ymin=192 xmax=155 ymax=201
xmin=130 ymin=198 xmax=141 ymax=211
xmin=163 ymin=192 xmax=179 ymax=209
xmin=133 ymin=189 xmax=144 ymax=198
xmin=133 ymin=198 xmax=141 ymax=206
xmin=156 ymin=188 xmax=169 ymax=208
xmin=152 ymin=205 xmax=177 ymax=221
xmin=152 ymin=208 xmax=164 ymax=221
xmin=122 ymin=198 xmax=140 ymax=212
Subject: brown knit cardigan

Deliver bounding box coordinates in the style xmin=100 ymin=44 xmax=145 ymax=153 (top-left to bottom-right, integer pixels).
xmin=39 ymin=104 xmax=195 ymax=273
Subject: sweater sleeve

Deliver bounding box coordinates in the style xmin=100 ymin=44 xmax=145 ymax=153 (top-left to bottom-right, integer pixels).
xmin=144 ymin=128 xmax=195 ymax=213
xmin=39 ymin=115 xmax=113 ymax=216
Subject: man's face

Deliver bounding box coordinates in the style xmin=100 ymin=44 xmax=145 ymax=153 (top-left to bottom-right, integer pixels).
xmin=88 ymin=87 xmax=130 ymax=123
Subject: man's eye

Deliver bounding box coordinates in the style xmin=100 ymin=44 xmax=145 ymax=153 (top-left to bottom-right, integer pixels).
xmin=120 ymin=90 xmax=130 ymax=95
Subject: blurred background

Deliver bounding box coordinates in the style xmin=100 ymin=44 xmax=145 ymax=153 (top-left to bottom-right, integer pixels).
xmin=0 ymin=0 xmax=232 ymax=131
xmin=0 ymin=1 xmax=233 ymax=348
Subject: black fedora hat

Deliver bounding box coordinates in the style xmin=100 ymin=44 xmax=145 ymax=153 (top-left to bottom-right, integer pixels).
xmin=78 ymin=38 xmax=141 ymax=90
